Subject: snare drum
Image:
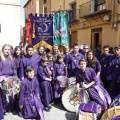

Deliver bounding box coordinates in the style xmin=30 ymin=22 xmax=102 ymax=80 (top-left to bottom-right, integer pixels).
xmin=62 ymin=87 xmax=89 ymax=112
xmin=101 ymin=106 xmax=120 ymax=120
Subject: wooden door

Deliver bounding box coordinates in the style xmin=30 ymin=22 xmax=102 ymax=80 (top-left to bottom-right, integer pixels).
xmin=70 ymin=31 xmax=77 ymax=47
xmin=91 ymin=32 xmax=102 ymax=50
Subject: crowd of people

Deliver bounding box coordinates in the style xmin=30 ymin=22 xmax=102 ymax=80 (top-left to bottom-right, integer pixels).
xmin=0 ymin=42 xmax=120 ymax=120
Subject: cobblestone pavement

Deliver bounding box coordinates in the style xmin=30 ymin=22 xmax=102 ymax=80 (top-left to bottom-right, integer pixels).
xmin=4 ymin=103 xmax=76 ymax=120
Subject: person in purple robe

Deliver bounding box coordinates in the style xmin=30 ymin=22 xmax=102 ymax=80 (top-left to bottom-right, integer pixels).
xmin=95 ymin=45 xmax=102 ymax=58
xmin=14 ymin=46 xmax=24 ymax=78
xmin=98 ymin=45 xmax=113 ymax=90
xmin=0 ymin=44 xmax=17 ymax=112
xmin=10 ymin=45 xmax=14 ymax=57
xmin=37 ymin=46 xmax=46 ymax=57
xmin=47 ymin=54 xmax=53 ymax=71
xmin=19 ymin=66 xmax=44 ymax=120
xmin=53 ymin=54 xmax=67 ymax=99
xmin=63 ymin=46 xmax=70 ymax=65
xmin=109 ymin=47 xmax=114 ymax=54
xmin=87 ymin=50 xmax=101 ymax=85
xmin=76 ymin=59 xmax=111 ymax=108
xmin=38 ymin=57 xmax=53 ymax=112
xmin=107 ymin=45 xmax=120 ymax=99
xmin=19 ymin=45 xmax=41 ymax=80
xmin=52 ymin=45 xmax=60 ymax=61
xmin=19 ymin=42 xmax=25 ymax=55
xmin=65 ymin=44 xmax=84 ymax=77
xmin=80 ymin=44 xmax=89 ymax=59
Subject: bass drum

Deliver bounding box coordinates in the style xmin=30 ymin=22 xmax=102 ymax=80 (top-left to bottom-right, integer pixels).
xmin=62 ymin=87 xmax=89 ymax=112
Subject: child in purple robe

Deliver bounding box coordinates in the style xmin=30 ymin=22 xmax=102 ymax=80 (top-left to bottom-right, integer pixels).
xmin=47 ymin=54 xmax=53 ymax=71
xmin=53 ymin=54 xmax=67 ymax=99
xmin=19 ymin=66 xmax=44 ymax=120
xmin=0 ymin=44 xmax=17 ymax=112
xmin=14 ymin=46 xmax=24 ymax=78
xmin=87 ymin=50 xmax=101 ymax=85
xmin=63 ymin=46 xmax=70 ymax=65
xmin=37 ymin=46 xmax=46 ymax=57
xmin=76 ymin=58 xmax=111 ymax=108
xmin=38 ymin=57 xmax=53 ymax=112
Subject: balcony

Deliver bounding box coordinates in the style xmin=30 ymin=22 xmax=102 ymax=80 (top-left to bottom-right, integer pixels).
xmin=79 ymin=1 xmax=112 ymax=19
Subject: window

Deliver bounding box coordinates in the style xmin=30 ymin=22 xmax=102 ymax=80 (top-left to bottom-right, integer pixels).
xmin=44 ymin=7 xmax=47 ymax=13
xmin=95 ymin=0 xmax=105 ymax=6
xmin=95 ymin=0 xmax=105 ymax=11
xmin=71 ymin=2 xmax=76 ymax=20
xmin=44 ymin=0 xmax=47 ymax=4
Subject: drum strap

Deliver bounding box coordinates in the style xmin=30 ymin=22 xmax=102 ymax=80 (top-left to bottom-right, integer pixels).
xmin=81 ymin=72 xmax=88 ymax=85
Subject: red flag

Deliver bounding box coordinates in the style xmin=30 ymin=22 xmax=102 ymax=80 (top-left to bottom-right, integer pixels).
xmin=25 ymin=18 xmax=31 ymax=43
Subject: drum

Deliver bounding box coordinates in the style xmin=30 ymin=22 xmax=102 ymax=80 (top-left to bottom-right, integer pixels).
xmin=110 ymin=94 xmax=120 ymax=108
xmin=79 ymin=111 xmax=97 ymax=120
xmin=101 ymin=106 xmax=120 ymax=120
xmin=68 ymin=77 xmax=76 ymax=86
xmin=56 ymin=76 xmax=68 ymax=87
xmin=0 ymin=76 xmax=21 ymax=96
xmin=62 ymin=87 xmax=89 ymax=112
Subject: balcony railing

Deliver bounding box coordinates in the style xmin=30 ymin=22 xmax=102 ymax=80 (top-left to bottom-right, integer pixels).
xmin=79 ymin=1 xmax=111 ymax=19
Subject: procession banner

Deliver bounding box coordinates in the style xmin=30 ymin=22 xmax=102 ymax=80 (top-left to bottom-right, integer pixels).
xmin=53 ymin=11 xmax=69 ymax=46
xmin=30 ymin=13 xmax=53 ymax=50
xmin=25 ymin=18 xmax=31 ymax=43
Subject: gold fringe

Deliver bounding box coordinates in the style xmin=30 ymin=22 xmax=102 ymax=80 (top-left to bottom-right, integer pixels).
xmin=33 ymin=40 xmax=53 ymax=50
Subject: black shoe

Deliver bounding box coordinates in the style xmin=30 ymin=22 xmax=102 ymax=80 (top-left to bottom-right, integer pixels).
xmin=48 ymin=104 xmax=52 ymax=109
xmin=44 ymin=107 xmax=50 ymax=112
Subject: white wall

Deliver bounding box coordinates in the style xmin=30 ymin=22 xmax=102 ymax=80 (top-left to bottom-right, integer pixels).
xmin=0 ymin=0 xmax=20 ymax=48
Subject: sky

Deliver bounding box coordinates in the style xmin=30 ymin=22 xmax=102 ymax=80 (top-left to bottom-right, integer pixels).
xmin=20 ymin=0 xmax=28 ymax=27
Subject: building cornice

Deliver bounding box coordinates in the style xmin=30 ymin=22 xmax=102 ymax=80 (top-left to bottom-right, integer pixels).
xmin=0 ymin=3 xmax=21 ymax=7
xmin=24 ymin=0 xmax=32 ymax=8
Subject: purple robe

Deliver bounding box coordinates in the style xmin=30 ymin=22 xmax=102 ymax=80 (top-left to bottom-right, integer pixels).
xmin=38 ymin=65 xmax=53 ymax=107
xmin=48 ymin=62 xmax=53 ymax=70
xmin=19 ymin=54 xmax=41 ymax=80
xmin=76 ymin=68 xmax=111 ymax=108
xmin=19 ymin=77 xmax=44 ymax=120
xmin=14 ymin=56 xmax=21 ymax=78
xmin=63 ymin=53 xmax=70 ymax=65
xmin=98 ymin=54 xmax=113 ymax=89
xmin=65 ymin=52 xmax=84 ymax=77
xmin=53 ymin=62 xmax=66 ymax=98
xmin=0 ymin=57 xmax=17 ymax=112
xmin=87 ymin=59 xmax=101 ymax=84
xmin=110 ymin=115 xmax=120 ymax=120
xmin=107 ymin=55 xmax=120 ymax=99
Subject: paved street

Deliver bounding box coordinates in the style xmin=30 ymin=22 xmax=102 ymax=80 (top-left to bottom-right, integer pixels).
xmin=4 ymin=103 xmax=76 ymax=120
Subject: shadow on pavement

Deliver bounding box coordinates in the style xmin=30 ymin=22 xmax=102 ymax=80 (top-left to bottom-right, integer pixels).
xmin=51 ymin=102 xmax=66 ymax=111
xmin=65 ymin=112 xmax=76 ymax=120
